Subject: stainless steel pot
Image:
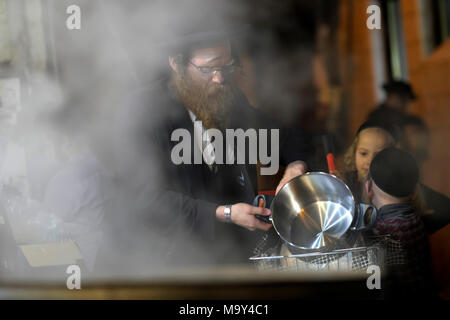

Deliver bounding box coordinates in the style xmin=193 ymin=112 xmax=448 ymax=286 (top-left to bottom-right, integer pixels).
xmin=256 ymin=172 xmax=376 ymax=252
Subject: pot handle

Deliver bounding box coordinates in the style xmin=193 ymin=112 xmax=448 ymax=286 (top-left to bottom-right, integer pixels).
xmin=322 ymin=134 xmax=336 ymax=175
xmin=253 ymin=194 xmax=272 ymax=224
xmin=351 ymin=203 xmax=377 ymax=230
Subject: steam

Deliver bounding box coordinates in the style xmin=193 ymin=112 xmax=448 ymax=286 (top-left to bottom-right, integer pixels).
xmin=0 ymin=0 xmax=318 ymax=283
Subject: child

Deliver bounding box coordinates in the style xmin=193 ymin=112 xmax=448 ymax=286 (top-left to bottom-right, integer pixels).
xmin=339 ymin=121 xmax=396 ymax=203
xmin=365 ymin=147 xmax=436 ymax=298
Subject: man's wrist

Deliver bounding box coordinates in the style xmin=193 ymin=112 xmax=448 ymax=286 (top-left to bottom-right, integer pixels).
xmin=224 ymin=204 xmax=232 ymax=223
xmin=216 ymin=205 xmax=232 ymax=222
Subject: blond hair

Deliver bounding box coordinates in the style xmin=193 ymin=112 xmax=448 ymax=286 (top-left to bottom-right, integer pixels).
xmin=342 ymin=135 xmax=359 ymax=173
xmin=340 ymin=127 xmax=395 ymax=178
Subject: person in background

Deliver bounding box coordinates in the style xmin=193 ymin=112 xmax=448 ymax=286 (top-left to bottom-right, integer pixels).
xmin=41 ymin=132 xmax=113 ymax=271
xmin=366 ymin=80 xmax=416 ymax=138
xmin=399 ymin=115 xmax=450 ymax=234
xmin=365 ymin=147 xmax=436 ymax=298
xmin=338 ymin=121 xmax=396 ymax=203
xmin=0 ymin=79 xmax=29 ymax=199
xmin=0 ymin=78 xmax=112 ymax=272
xmin=401 ymin=115 xmax=429 ymax=164
xmin=5 ymin=111 xmax=112 ymax=272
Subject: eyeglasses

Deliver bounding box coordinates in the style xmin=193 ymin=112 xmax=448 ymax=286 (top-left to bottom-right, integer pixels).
xmin=189 ymin=61 xmax=237 ymax=77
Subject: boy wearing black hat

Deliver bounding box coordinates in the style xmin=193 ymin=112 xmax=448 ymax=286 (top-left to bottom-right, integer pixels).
xmin=365 ymin=147 xmax=436 ymax=298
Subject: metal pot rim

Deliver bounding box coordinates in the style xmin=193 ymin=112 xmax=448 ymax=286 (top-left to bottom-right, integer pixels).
xmin=270 ymin=171 xmax=356 ymax=251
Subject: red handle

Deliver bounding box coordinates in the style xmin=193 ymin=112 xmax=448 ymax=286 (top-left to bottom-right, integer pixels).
xmin=258 ymin=197 xmax=265 ymax=208
xmin=258 ymin=190 xmax=276 ymax=196
xmin=326 ymin=153 xmax=336 ymax=175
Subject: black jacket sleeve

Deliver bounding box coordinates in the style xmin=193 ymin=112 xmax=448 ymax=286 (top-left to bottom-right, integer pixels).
xmin=113 ymin=87 xmax=219 ymax=245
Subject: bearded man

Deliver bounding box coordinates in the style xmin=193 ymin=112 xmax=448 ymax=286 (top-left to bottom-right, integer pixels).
xmin=105 ymin=22 xmax=311 ymax=271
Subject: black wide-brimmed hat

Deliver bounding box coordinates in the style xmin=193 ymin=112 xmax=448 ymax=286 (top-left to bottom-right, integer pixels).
xmin=382 ymin=80 xmax=417 ymax=100
xmin=369 ymin=147 xmax=419 ymax=198
xmin=158 ymin=2 xmax=249 ymax=55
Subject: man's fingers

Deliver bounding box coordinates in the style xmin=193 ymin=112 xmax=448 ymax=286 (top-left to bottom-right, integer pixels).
xmin=276 ymin=180 xmax=287 ymax=195
xmin=275 ymin=185 xmax=281 ymax=195
xmin=250 ymin=206 xmax=271 ymax=216
xmin=232 ymin=203 xmax=272 ymax=231
xmin=276 ymin=161 xmax=307 ymax=195
xmin=253 ymin=219 xmax=273 ymax=231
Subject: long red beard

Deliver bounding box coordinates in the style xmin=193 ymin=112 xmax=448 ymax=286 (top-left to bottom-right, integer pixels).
xmin=170 ymin=70 xmax=236 ymax=130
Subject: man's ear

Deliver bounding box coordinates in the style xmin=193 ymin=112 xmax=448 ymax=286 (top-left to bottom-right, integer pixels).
xmin=169 ymin=56 xmax=178 ymax=73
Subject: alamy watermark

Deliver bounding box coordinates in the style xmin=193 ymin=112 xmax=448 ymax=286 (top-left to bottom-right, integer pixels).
xmin=66 ymin=5 xmax=81 ymax=30
xmin=367 ymin=4 xmax=381 ymax=30
xmin=171 ymin=121 xmax=279 ymax=175
xmin=66 ymin=5 xmax=381 ymax=33
xmin=366 ymin=265 xmax=381 ymax=290
xmin=66 ymin=265 xmax=81 ymax=290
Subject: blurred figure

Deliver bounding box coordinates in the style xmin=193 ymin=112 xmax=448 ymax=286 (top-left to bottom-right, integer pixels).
xmin=365 ymin=147 xmax=436 ymax=298
xmin=41 ymin=131 xmax=112 ymax=271
xmin=401 ymin=115 xmax=430 ymax=163
xmin=400 ymin=115 xmax=450 ymax=234
xmin=0 ymin=78 xmax=29 ymax=198
xmin=0 ymin=78 xmax=26 ymax=274
xmin=367 ymin=80 xmax=417 ymax=138
xmin=1 ymin=76 xmax=112 ymax=272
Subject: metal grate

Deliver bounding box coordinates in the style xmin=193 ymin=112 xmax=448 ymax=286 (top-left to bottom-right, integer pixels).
xmin=250 ymin=236 xmax=404 ymax=272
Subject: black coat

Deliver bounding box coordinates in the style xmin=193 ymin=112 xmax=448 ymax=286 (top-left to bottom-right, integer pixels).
xmin=420 ymin=184 xmax=450 ymax=234
xmin=107 ymin=78 xmax=311 ymax=268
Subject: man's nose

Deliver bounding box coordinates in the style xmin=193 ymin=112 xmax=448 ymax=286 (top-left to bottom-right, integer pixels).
xmin=211 ymin=71 xmax=224 ymax=84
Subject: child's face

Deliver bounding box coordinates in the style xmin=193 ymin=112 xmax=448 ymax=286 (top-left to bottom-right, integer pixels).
xmin=355 ymin=128 xmax=391 ymax=180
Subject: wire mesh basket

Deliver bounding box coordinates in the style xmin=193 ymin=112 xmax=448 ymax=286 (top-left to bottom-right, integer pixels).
xmin=250 ymin=235 xmax=404 ymax=272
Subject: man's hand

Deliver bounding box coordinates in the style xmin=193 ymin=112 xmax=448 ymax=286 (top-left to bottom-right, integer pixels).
xmin=216 ymin=203 xmax=272 ymax=231
xmin=275 ymin=160 xmax=307 ymax=195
